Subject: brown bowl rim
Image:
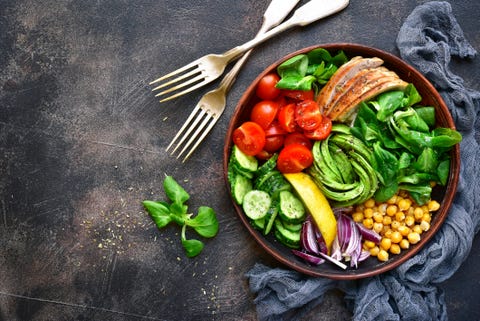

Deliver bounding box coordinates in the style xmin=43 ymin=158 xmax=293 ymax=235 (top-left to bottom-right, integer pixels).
xmin=223 ymin=43 xmax=460 ymax=280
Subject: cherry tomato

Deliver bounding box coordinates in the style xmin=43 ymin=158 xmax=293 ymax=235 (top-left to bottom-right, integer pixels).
xmin=256 ymin=73 xmax=281 ymax=100
xmin=277 ymin=143 xmax=314 ymax=173
xmin=264 ymin=121 xmax=288 ymax=137
xmin=255 ymin=150 xmax=273 ymax=160
xmin=233 ymin=121 xmax=266 ymax=156
xmin=304 ymin=116 xmax=332 ymax=140
xmin=275 ymin=94 xmax=288 ymax=109
xmin=295 ymin=100 xmax=322 ymax=131
xmin=284 ymin=132 xmax=312 ymax=149
xmin=277 ymin=103 xmax=297 ymax=133
xmin=250 ymin=100 xmax=279 ymax=129
xmin=282 ymin=89 xmax=314 ymax=101
xmin=264 ymin=135 xmax=285 ymax=153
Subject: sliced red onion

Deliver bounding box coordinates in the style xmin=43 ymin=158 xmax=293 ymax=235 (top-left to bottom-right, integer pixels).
xmin=358 ymin=249 xmax=371 ymax=262
xmin=333 ymin=206 xmax=354 ymax=216
xmin=300 ymin=219 xmax=319 ymax=255
xmin=292 ymin=249 xmax=325 ymax=266
xmin=355 ymin=221 xmax=382 ymax=244
xmin=330 ymin=233 xmax=342 ymax=261
xmin=314 ymin=227 xmax=328 ymax=254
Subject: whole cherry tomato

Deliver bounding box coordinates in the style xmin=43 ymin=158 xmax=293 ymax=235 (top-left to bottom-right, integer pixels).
xmin=264 ymin=135 xmax=285 ymax=153
xmin=233 ymin=121 xmax=266 ymax=156
xmin=256 ymin=73 xmax=281 ymax=100
xmin=250 ymin=100 xmax=279 ymax=130
xmin=276 ymin=143 xmax=314 ymax=173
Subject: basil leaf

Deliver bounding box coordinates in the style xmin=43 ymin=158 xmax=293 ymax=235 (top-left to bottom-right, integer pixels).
xmin=181 ymin=225 xmax=204 ymax=257
xmin=437 ymin=159 xmax=450 ymax=186
xmin=186 ymin=206 xmax=219 ymax=238
xmin=163 ymin=175 xmax=190 ymax=205
xmin=142 ymin=200 xmax=173 ymax=228
xmin=277 ymin=54 xmax=308 ymax=78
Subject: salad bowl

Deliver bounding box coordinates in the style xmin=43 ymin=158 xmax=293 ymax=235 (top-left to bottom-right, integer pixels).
xmin=223 ymin=43 xmax=460 ymax=279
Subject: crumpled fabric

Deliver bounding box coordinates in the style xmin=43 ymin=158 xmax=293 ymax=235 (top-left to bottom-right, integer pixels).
xmin=245 ymin=2 xmax=480 ymax=320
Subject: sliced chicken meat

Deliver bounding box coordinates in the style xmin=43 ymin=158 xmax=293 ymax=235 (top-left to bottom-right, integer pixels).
xmin=316 ymin=56 xmax=384 ymax=112
xmin=329 ymin=77 xmax=409 ymax=122
xmin=324 ymin=66 xmax=397 ymax=114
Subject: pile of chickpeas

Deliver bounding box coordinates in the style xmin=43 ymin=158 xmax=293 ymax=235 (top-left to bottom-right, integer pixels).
xmin=352 ymin=190 xmax=440 ymax=262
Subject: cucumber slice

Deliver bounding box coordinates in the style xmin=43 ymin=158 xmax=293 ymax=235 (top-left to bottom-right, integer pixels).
xmin=263 ymin=202 xmax=279 ymax=235
xmin=232 ymin=145 xmax=258 ymax=173
xmin=255 ymin=154 xmax=278 ymax=178
xmin=251 ymin=217 xmax=265 ymax=231
xmin=274 ymin=219 xmax=300 ymax=249
xmin=278 ymin=190 xmax=305 ymax=224
xmin=281 ymin=221 xmax=303 ymax=232
xmin=242 ymin=190 xmax=272 ymax=220
xmin=231 ymin=173 xmax=253 ymax=205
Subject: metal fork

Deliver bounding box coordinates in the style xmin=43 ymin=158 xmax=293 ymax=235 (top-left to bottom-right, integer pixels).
xmin=150 ymin=0 xmax=350 ymax=103
xmin=166 ymin=0 xmax=301 ymax=162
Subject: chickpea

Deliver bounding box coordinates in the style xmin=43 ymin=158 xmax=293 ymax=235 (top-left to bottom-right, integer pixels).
xmin=363 ymin=218 xmax=374 ymax=229
xmin=364 ymin=198 xmax=376 ymax=208
xmin=408 ymin=232 xmax=421 ymax=244
xmin=386 ymin=205 xmax=398 ymax=216
xmin=390 ymin=244 xmax=401 ymax=255
xmin=399 ymin=239 xmax=410 ymax=250
xmin=377 ymin=250 xmax=389 ymax=262
xmin=370 ymin=246 xmax=380 ymax=256
xmin=364 ymin=240 xmax=376 ymax=249
xmin=352 ymin=212 xmax=364 ymax=223
xmin=390 ymin=231 xmax=403 ymax=244
xmin=428 ymin=200 xmax=440 ymax=212
xmin=380 ymin=238 xmax=392 ymax=251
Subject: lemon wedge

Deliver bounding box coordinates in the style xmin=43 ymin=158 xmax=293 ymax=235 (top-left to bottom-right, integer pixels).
xmin=283 ymin=172 xmax=337 ymax=252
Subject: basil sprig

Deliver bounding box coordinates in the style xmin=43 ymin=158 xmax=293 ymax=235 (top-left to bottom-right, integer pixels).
xmin=143 ymin=176 xmax=219 ymax=257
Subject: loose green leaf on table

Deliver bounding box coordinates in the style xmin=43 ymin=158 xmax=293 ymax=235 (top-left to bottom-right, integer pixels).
xmin=143 ymin=175 xmax=219 ymax=258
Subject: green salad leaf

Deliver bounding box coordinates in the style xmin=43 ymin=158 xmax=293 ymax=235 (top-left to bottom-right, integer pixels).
xmin=143 ymin=175 xmax=219 ymax=257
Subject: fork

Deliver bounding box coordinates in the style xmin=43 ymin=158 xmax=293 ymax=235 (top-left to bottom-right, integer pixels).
xmin=150 ymin=0 xmax=350 ymax=103
xmin=166 ymin=0 xmax=301 ymax=162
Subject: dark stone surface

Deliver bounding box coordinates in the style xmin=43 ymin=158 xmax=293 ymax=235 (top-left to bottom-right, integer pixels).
xmin=1 ymin=0 xmax=479 ymax=320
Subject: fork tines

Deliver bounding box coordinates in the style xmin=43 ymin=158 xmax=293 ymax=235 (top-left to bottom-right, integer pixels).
xmin=150 ymin=61 xmax=206 ymax=103
xmin=166 ymin=105 xmax=218 ymax=162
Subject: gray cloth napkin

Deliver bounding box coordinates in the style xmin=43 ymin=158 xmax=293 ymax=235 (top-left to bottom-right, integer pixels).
xmin=245 ymin=2 xmax=480 ymax=320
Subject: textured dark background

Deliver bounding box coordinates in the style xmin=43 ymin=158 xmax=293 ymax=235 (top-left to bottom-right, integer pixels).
xmin=1 ymin=0 xmax=479 ymax=320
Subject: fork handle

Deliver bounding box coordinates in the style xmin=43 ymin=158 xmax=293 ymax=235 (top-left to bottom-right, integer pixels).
xmin=217 ymin=0 xmax=299 ymax=92
xmin=222 ymin=0 xmax=349 ymax=62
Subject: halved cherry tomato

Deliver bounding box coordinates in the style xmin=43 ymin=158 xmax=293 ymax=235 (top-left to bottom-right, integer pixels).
xmin=264 ymin=120 xmax=288 ymax=137
xmin=256 ymin=73 xmax=281 ymax=100
xmin=250 ymin=100 xmax=279 ymax=130
xmin=277 ymin=103 xmax=297 ymax=133
xmin=233 ymin=121 xmax=266 ymax=156
xmin=284 ymin=132 xmax=312 ymax=149
xmin=277 ymin=143 xmax=314 ymax=173
xmin=282 ymin=89 xmax=314 ymax=101
xmin=295 ymin=100 xmax=322 ymax=131
xmin=304 ymin=116 xmax=332 ymax=141
xmin=264 ymin=135 xmax=285 ymax=153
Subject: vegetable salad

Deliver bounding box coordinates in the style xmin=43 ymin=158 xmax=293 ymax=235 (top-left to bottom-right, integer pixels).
xmin=228 ymin=48 xmax=461 ymax=269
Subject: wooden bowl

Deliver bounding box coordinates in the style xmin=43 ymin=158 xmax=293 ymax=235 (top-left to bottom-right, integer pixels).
xmin=223 ymin=43 xmax=460 ymax=279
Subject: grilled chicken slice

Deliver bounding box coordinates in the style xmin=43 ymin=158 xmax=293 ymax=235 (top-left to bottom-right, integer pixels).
xmin=316 ymin=56 xmax=384 ymax=112
xmin=325 ymin=67 xmax=396 ymax=114
xmin=329 ymin=77 xmax=409 ymax=122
